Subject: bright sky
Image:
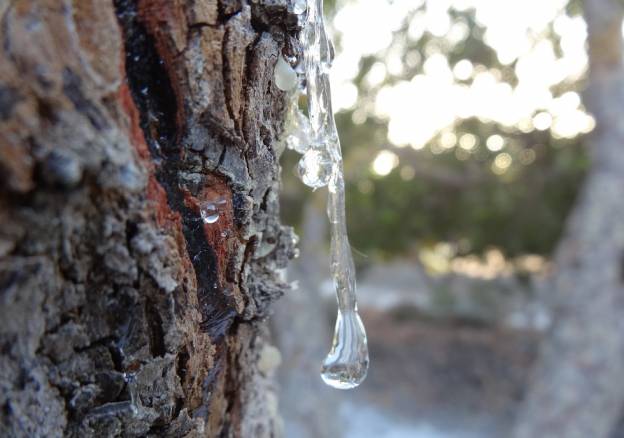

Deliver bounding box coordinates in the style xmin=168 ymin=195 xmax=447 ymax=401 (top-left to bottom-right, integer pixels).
xmin=329 ymin=0 xmax=596 ymax=175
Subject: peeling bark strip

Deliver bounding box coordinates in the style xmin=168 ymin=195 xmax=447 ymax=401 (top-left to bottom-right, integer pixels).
xmin=0 ymin=0 xmax=297 ymax=437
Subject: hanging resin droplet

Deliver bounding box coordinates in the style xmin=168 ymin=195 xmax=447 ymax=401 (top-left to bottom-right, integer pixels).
xmin=293 ymin=0 xmax=307 ymax=14
xmin=200 ymin=199 xmax=225 ymax=224
xmin=296 ymin=149 xmax=333 ymax=189
xmin=286 ymin=109 xmax=312 ymax=154
xmin=200 ymin=205 xmax=219 ymax=224
xmin=294 ymin=0 xmax=369 ymax=389
xmin=123 ymin=372 xmax=140 ymax=416
xmin=321 ymin=309 xmax=369 ymax=389
xmin=319 ymin=33 xmax=335 ymax=73
xmin=274 ymin=56 xmax=298 ymax=91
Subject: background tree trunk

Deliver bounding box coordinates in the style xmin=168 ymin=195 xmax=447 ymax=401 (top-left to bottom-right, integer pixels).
xmin=0 ymin=0 xmax=296 ymax=436
xmin=513 ymin=0 xmax=624 ymax=436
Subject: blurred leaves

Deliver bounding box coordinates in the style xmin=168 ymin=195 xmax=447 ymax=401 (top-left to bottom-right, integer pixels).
xmin=281 ymin=0 xmax=589 ymax=261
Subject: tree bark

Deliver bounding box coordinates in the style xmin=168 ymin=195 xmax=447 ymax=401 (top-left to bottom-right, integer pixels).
xmin=513 ymin=0 xmax=624 ymax=436
xmin=0 ymin=0 xmax=296 ymax=436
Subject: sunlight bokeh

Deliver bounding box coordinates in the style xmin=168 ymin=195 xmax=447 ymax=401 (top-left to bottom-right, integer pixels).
xmin=330 ymin=0 xmax=594 ymax=155
xmin=276 ymin=2 xmax=620 ymax=437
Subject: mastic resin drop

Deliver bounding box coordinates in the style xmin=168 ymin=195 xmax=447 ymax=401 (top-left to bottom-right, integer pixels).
xmin=321 ymin=309 xmax=369 ymax=389
xmin=299 ymin=0 xmax=370 ymax=389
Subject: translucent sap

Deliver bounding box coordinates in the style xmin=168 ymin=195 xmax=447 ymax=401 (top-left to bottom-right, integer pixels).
xmin=293 ymin=0 xmax=307 ymax=15
xmin=200 ymin=198 xmax=226 ymax=224
xmin=300 ymin=0 xmax=370 ymax=389
xmin=321 ymin=309 xmax=369 ymax=389
xmin=297 ymin=148 xmax=334 ymax=189
xmin=274 ymin=56 xmax=298 ymax=92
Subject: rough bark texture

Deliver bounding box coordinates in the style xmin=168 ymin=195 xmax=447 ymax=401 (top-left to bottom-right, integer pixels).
xmin=512 ymin=0 xmax=624 ymax=436
xmin=0 ymin=0 xmax=297 ymax=436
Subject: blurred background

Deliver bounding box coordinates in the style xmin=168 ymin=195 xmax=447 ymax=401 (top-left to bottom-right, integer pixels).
xmin=273 ymin=0 xmax=611 ymax=437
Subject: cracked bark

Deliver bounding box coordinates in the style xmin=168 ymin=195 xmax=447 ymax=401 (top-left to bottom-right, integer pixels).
xmin=0 ymin=0 xmax=297 ymax=436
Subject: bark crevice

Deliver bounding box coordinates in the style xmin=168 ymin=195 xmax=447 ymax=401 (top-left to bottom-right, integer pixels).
xmin=1 ymin=0 xmax=295 ymax=436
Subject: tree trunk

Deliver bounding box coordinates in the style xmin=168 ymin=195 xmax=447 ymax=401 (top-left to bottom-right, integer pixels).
xmin=513 ymin=0 xmax=624 ymax=436
xmin=0 ymin=0 xmax=296 ymax=436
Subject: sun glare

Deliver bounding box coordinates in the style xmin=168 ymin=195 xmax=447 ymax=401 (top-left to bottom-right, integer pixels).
xmin=330 ymin=0 xmax=593 ymax=160
xmin=372 ymin=150 xmax=400 ymax=176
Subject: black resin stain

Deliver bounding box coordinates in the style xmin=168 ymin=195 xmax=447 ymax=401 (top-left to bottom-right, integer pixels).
xmin=114 ymin=0 xmax=236 ymax=342
xmin=0 ymin=84 xmax=22 ymax=120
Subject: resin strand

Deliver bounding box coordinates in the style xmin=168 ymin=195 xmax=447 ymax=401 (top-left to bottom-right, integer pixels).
xmin=302 ymin=0 xmax=369 ymax=389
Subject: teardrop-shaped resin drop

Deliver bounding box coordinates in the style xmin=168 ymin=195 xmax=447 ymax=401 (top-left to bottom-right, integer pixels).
xmin=286 ymin=109 xmax=312 ymax=154
xmin=319 ymin=33 xmax=335 ymax=73
xmin=274 ymin=56 xmax=298 ymax=91
xmin=296 ymin=148 xmax=334 ymax=189
xmin=293 ymin=0 xmax=307 ymax=14
xmin=320 ymin=309 xmax=369 ymax=389
xmin=200 ymin=202 xmax=219 ymax=224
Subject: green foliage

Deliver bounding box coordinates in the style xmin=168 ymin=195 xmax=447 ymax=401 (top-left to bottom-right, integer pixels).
xmin=344 ymin=129 xmax=587 ymax=258
xmin=282 ymin=0 xmax=590 ymax=260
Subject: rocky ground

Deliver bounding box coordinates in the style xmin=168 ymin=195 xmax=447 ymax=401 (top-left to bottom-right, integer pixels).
xmin=273 ymin=261 xmax=541 ymax=438
xmin=345 ymin=308 xmax=539 ymax=437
